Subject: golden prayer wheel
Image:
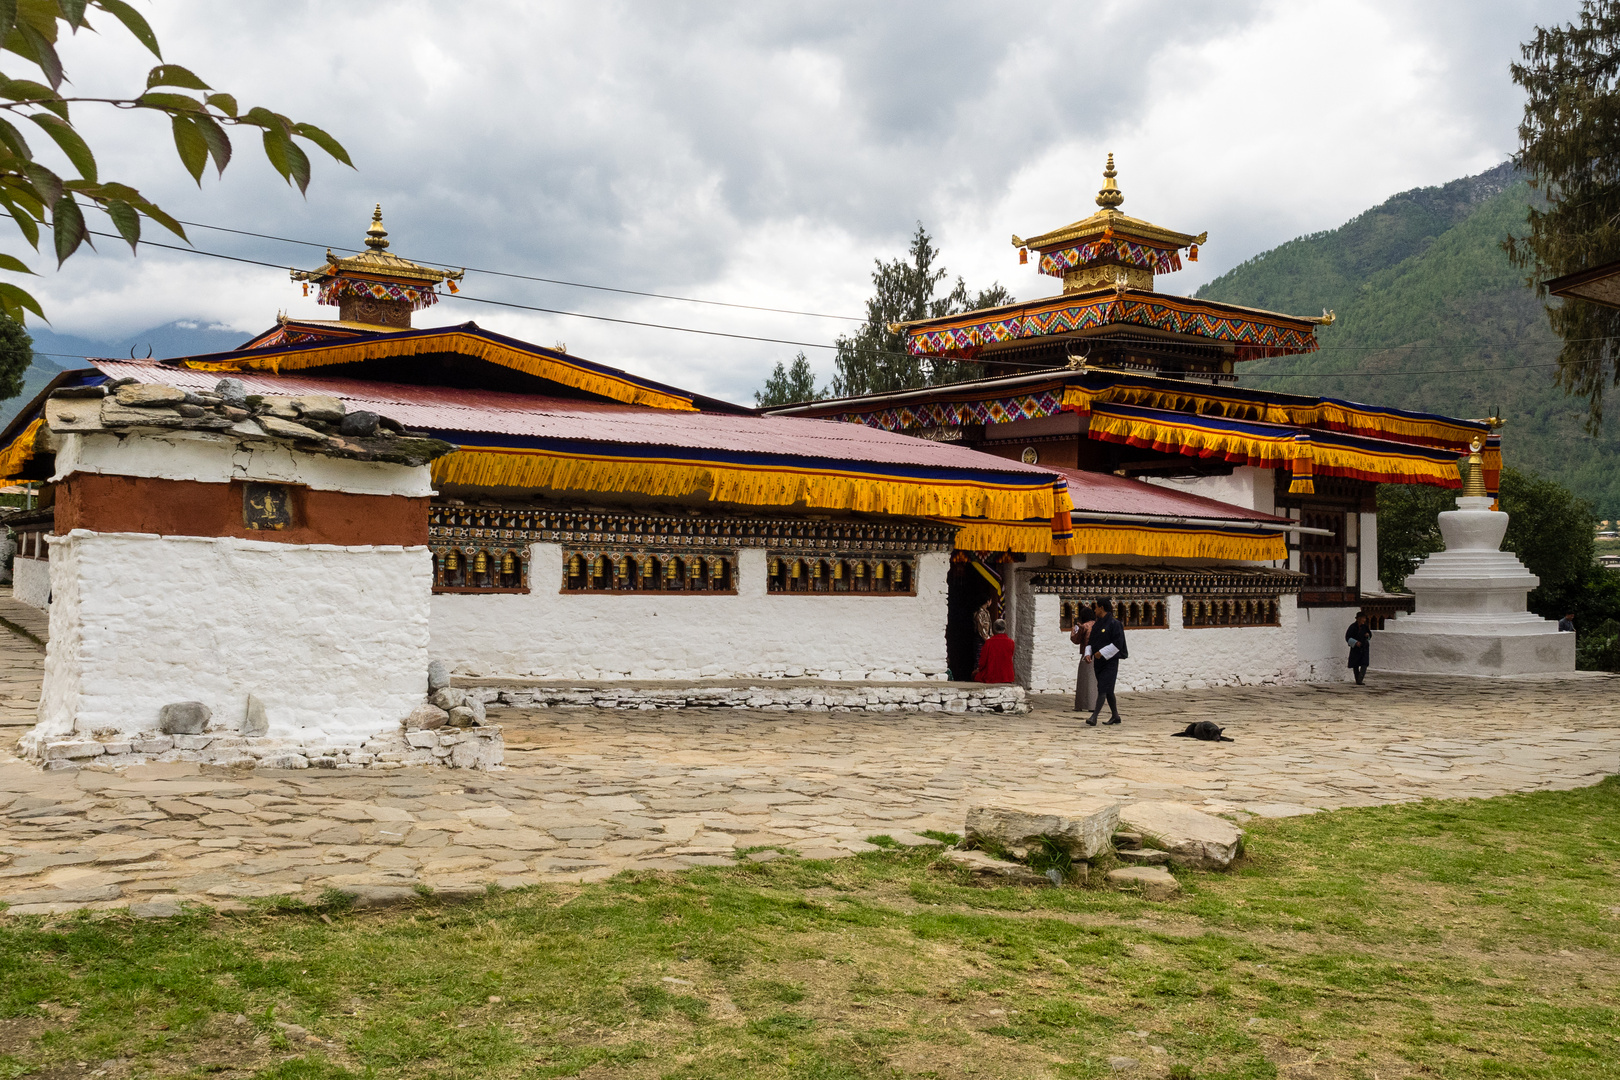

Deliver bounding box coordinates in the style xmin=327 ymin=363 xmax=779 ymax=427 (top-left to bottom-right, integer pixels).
xmin=569 ymin=554 xmax=583 ymax=576
xmin=811 ymin=561 xmax=822 ymax=578
xmin=875 ymin=562 xmax=887 ymax=579
xmin=473 ymin=551 xmax=488 ymax=574
xmin=770 ymin=557 xmax=781 ymax=575
xmin=854 ymin=562 xmax=866 ymax=579
xmin=665 ymin=560 xmax=679 ymax=584
xmin=501 ymin=550 xmax=516 ymax=574
xmin=444 ymin=550 xmax=460 ymax=571
xmin=790 ymin=561 xmax=801 ymax=578
xmin=832 ymin=561 xmax=843 ymax=580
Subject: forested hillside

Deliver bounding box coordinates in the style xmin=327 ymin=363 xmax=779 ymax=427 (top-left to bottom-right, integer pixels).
xmin=1199 ymin=162 xmax=1620 ymax=518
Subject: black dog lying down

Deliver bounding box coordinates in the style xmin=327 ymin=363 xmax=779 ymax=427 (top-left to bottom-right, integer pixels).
xmin=1172 ymin=721 xmax=1234 ymax=742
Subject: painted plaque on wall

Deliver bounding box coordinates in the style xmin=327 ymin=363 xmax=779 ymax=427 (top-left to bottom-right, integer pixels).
xmin=243 ymin=483 xmax=295 ymax=530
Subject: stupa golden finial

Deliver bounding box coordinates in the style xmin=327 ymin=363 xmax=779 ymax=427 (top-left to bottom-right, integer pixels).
xmin=1096 ymin=153 xmax=1124 ymax=211
xmin=1461 ymin=437 xmax=1488 ymax=497
xmin=365 ymin=204 xmax=389 ymax=251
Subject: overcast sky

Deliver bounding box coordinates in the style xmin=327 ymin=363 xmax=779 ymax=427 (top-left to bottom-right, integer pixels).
xmin=17 ymin=0 xmax=1575 ymax=402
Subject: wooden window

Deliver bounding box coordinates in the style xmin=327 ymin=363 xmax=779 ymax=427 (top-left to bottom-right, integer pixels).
xmin=433 ymin=544 xmax=530 ymax=594
xmin=768 ymin=553 xmax=917 ymax=596
xmin=560 ymin=550 xmax=738 ymax=594
xmin=1059 ymin=597 xmax=1168 ymax=630
xmin=1181 ymin=597 xmax=1281 ymax=628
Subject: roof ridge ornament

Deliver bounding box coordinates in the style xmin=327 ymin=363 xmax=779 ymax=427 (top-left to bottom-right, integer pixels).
xmin=1096 ymin=153 xmax=1124 ymax=211
xmin=366 ymin=204 xmax=390 ymax=251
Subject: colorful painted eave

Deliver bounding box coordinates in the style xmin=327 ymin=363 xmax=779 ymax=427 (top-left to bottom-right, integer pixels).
xmin=164 ymin=321 xmax=720 ymax=413
xmin=899 ymin=289 xmax=1325 ymax=361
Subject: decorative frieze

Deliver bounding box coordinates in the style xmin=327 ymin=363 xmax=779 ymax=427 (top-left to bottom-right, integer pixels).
xmin=1030 ymin=564 xmax=1305 ymax=597
xmin=428 ymin=503 xmax=955 ymax=553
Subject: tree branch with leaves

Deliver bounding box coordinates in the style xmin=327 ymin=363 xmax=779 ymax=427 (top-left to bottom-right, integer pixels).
xmin=0 ymin=0 xmax=353 ymax=326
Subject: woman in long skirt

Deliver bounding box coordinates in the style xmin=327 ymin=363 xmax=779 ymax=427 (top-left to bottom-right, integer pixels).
xmin=1071 ymin=615 xmax=1097 ymax=712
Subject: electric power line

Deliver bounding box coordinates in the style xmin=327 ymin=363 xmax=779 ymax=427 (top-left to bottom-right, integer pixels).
xmin=171 ymin=218 xmax=865 ymax=322
xmin=64 ymin=228 xmax=1620 ymax=382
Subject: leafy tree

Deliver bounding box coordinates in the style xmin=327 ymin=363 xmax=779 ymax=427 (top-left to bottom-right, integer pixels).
xmin=1507 ymin=1 xmax=1620 ymax=428
xmin=0 ymin=311 xmax=28 ymax=399
xmin=827 ymin=224 xmax=1013 ymax=398
xmin=0 ymin=1 xmax=352 ymax=325
xmin=1375 ymin=481 xmax=1453 ymax=591
xmin=754 ymin=351 xmax=818 ymax=407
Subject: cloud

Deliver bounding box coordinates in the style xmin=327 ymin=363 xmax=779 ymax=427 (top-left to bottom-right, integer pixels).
xmin=11 ymin=0 xmax=1574 ymax=401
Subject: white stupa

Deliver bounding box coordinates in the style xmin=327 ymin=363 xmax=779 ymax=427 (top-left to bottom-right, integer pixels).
xmin=1374 ymin=439 xmax=1575 ymax=676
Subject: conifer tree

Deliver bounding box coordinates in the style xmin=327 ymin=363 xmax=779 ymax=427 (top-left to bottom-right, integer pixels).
xmin=754 ymin=351 xmax=818 ymax=406
xmin=1508 ymin=1 xmax=1620 ymax=426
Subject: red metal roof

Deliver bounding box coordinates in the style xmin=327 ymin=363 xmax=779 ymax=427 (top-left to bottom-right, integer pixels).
xmin=90 ymin=360 xmax=1062 ymax=476
xmin=1049 ymin=465 xmax=1292 ymax=522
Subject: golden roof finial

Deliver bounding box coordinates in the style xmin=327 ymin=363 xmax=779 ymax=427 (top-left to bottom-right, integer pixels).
xmin=1096 ymin=153 xmax=1124 ymax=211
xmin=365 ymin=204 xmax=389 ymax=251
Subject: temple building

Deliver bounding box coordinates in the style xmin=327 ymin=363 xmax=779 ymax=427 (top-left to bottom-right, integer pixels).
xmin=767 ymin=158 xmax=1499 ymax=689
xmin=0 ymin=178 xmax=1496 ymax=744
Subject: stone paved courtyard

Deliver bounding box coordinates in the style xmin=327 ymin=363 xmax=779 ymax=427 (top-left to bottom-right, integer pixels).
xmin=1 ymin=596 xmax=1616 ymax=915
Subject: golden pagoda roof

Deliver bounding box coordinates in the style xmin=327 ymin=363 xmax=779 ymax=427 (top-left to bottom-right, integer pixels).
xmin=292 ymin=205 xmax=464 ymax=287
xmin=1012 ymin=154 xmax=1206 ymax=252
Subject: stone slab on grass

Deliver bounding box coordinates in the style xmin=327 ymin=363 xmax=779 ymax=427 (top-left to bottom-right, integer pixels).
xmin=1105 ymin=865 xmax=1181 ymax=900
xmin=965 ymin=797 xmax=1120 ymax=859
xmin=884 ymin=830 xmax=945 ymax=848
xmin=1115 ymin=848 xmax=1169 ymax=865
xmin=1119 ymin=800 xmax=1244 ymax=870
xmin=936 ymin=848 xmax=1053 ymax=887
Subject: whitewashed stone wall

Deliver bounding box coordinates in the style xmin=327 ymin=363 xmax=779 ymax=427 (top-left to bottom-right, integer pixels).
xmin=1296 ymin=605 xmax=1361 ymax=683
xmin=1018 ymin=590 xmax=1301 ymax=693
xmin=432 ymin=546 xmax=952 ymax=681
xmin=26 ymin=531 xmax=432 ymax=753
xmin=12 ymin=556 xmax=49 ymax=609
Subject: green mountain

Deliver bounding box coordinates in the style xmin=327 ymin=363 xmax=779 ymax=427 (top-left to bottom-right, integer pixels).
xmin=1199 ymin=162 xmax=1620 ymax=519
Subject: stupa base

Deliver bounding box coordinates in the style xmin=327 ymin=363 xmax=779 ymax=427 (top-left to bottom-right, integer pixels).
xmin=1371 ymin=628 xmax=1575 ymax=676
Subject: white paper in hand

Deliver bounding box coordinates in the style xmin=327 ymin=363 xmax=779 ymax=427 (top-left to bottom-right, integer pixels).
xmin=1098 ymin=643 xmax=1119 ymax=660
xmin=1083 ymin=646 xmax=1092 ymax=658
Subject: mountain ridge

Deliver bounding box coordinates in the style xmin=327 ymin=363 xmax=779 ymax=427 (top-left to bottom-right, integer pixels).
xmin=1198 ymin=162 xmax=1620 ymax=517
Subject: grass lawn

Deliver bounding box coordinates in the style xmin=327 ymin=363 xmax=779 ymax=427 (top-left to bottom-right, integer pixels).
xmin=1 ymin=778 xmax=1616 ymax=1080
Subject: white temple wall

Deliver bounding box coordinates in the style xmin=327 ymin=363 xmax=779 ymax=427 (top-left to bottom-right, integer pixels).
xmin=431 ymin=545 xmax=952 ymax=681
xmin=1139 ymin=466 xmax=1277 ymax=516
xmin=1295 ymin=605 xmax=1358 ymax=683
xmin=32 ymin=531 xmax=431 ymax=746
xmin=1021 ymin=590 xmax=1301 ymax=693
xmin=12 ymin=555 xmax=50 ymax=609
xmin=1359 ymin=512 xmax=1381 ymax=592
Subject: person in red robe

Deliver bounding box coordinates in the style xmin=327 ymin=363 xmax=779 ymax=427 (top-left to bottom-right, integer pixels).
xmin=974 ymin=619 xmax=1016 ymax=683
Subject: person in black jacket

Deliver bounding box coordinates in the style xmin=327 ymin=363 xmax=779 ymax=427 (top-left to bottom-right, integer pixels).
xmin=1345 ymin=610 xmax=1371 ymax=685
xmin=1085 ymin=598 xmax=1128 ymax=726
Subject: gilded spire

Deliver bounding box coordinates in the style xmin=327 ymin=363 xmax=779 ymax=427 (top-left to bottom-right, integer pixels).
xmin=1095 ymin=153 xmax=1123 ymax=211
xmin=365 ymin=204 xmax=389 ymax=251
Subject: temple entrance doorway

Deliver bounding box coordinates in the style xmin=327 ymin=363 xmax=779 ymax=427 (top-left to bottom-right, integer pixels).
xmin=946 ymin=555 xmax=1000 ymax=682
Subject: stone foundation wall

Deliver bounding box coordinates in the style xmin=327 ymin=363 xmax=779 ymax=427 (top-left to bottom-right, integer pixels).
xmin=12 ymin=556 xmax=48 ymax=610
xmin=464 ymin=680 xmax=1027 ymax=713
xmin=35 ymin=725 xmax=503 ymax=772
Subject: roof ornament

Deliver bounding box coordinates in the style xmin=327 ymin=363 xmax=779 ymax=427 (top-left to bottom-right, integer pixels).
xmin=1096 ymin=153 xmax=1124 ymax=211
xmin=365 ymin=204 xmax=389 ymax=251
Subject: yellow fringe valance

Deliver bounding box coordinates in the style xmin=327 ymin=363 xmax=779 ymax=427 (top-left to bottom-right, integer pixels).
xmin=0 ymin=418 xmax=44 ymax=481
xmin=433 ymin=448 xmax=1062 ymax=520
xmin=1069 ymin=522 xmax=1287 ymax=562
xmin=1086 ymin=408 xmax=1299 ymax=466
xmin=1063 ymin=385 xmax=1485 ymax=449
xmin=183 ymin=331 xmax=697 ymax=412
xmin=938 ymin=516 xmax=1284 ymax=561
xmin=943 ymin=518 xmax=1055 ymax=553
